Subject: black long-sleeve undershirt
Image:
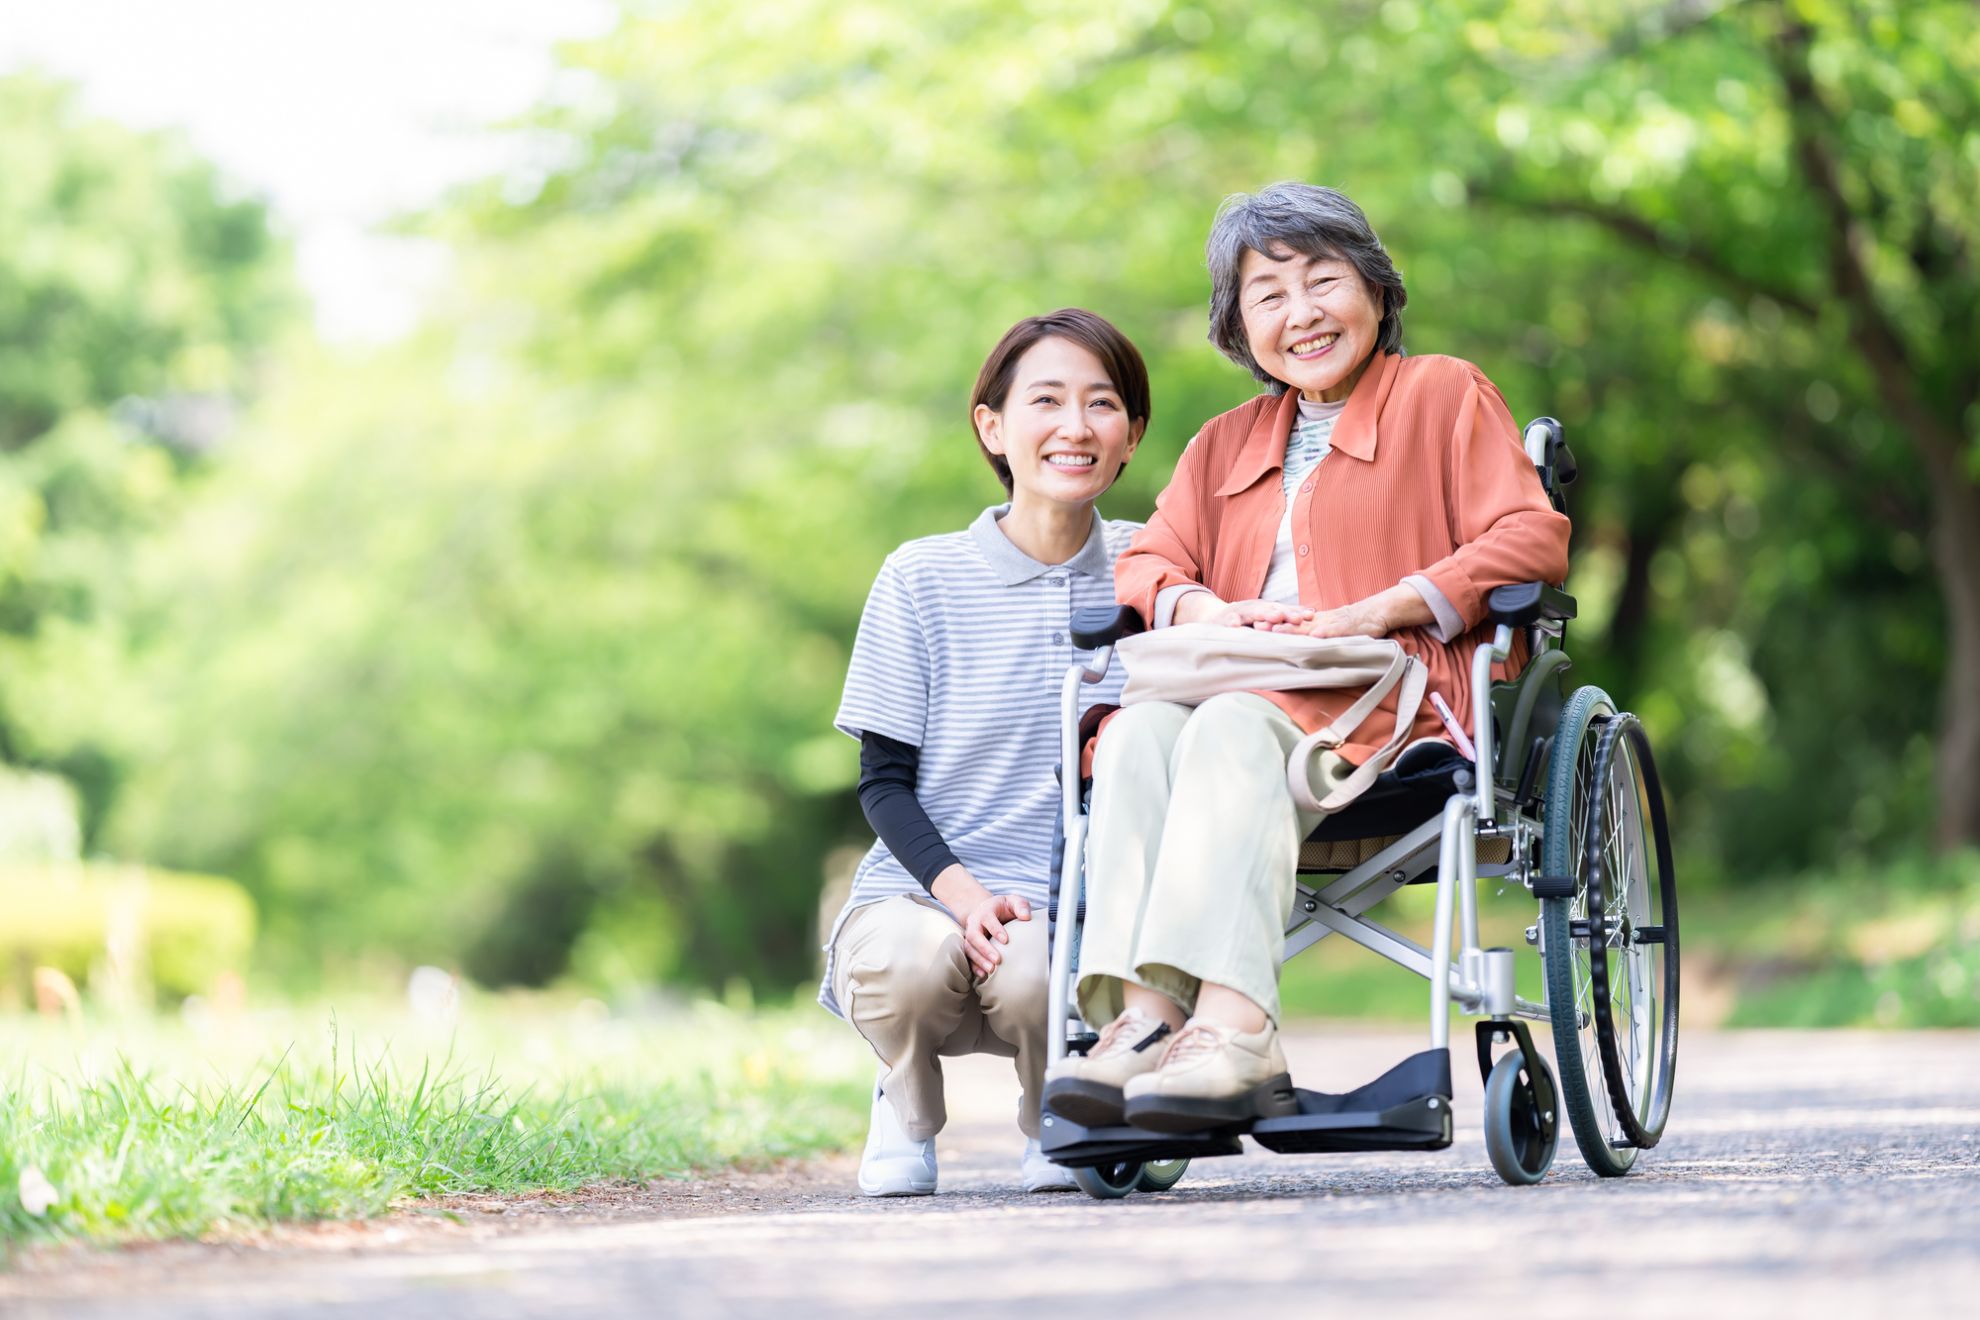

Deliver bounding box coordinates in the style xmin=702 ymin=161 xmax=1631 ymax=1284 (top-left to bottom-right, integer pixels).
xmin=857 ymin=731 xmax=961 ymax=891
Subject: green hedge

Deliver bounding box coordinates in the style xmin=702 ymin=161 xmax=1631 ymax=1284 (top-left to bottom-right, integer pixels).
xmin=0 ymin=863 xmax=254 ymax=1001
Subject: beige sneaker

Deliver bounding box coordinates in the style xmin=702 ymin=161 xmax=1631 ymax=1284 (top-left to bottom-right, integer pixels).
xmin=1121 ymin=1018 xmax=1299 ymax=1133
xmin=1042 ymin=1007 xmax=1175 ymax=1127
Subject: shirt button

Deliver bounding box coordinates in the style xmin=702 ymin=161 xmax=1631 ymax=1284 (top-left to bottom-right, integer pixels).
xmin=1052 ymin=632 xmax=1066 ymax=645
xmin=1301 ymin=482 xmax=1313 ymax=494
xmin=1298 ymin=544 xmax=1310 ymax=557
xmin=1049 ymin=577 xmax=1065 ymax=586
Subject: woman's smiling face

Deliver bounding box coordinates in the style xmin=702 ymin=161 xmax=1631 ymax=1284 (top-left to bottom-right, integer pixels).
xmin=974 ymin=336 xmax=1143 ymax=507
xmin=1237 ymin=246 xmax=1384 ymax=402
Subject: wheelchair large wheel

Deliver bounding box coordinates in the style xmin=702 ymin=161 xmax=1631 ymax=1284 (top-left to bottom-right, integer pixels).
xmin=1540 ymin=686 xmax=1679 ymax=1176
xmin=1073 ymin=1160 xmax=1143 ymax=1199
xmin=1582 ymin=713 xmax=1680 ymax=1148
xmin=1134 ymin=1158 xmax=1189 ymax=1193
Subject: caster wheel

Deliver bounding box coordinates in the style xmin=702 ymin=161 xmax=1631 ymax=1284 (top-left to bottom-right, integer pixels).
xmin=1134 ymin=1159 xmax=1188 ymax=1193
xmin=1483 ymin=1050 xmax=1559 ymax=1185
xmin=1073 ymin=1160 xmax=1142 ymax=1199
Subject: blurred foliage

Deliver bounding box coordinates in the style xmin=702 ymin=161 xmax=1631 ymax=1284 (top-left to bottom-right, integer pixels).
xmin=1277 ymin=847 xmax=1980 ymax=1028
xmin=2 ymin=2 xmax=1973 ymax=992
xmin=0 ymin=73 xmax=296 ymax=839
xmin=1713 ymin=848 xmax=1980 ymax=1028
xmin=0 ymin=862 xmax=255 ymax=1002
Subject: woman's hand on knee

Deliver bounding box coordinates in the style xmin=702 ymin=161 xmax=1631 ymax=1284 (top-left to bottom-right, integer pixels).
xmin=930 ymin=865 xmax=1032 ymax=979
xmin=960 ymin=894 xmax=1033 ymax=980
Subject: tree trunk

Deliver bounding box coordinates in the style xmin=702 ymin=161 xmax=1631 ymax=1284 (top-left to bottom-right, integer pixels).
xmin=1605 ymin=475 xmax=1681 ymax=698
xmin=1924 ymin=451 xmax=1980 ymax=851
xmin=1771 ymin=9 xmax=1980 ymax=851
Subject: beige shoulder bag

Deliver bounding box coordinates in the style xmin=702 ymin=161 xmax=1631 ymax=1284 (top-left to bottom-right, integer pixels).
xmin=1113 ymin=622 xmax=1429 ymax=816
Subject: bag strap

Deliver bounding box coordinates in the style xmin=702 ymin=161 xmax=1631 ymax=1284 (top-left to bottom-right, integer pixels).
xmin=1286 ymin=654 xmax=1430 ymax=814
xmin=1301 ymin=642 xmax=1408 ymax=748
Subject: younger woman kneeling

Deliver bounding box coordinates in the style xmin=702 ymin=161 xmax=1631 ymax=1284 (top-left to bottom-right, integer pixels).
xmin=821 ymin=309 xmax=1149 ymax=1195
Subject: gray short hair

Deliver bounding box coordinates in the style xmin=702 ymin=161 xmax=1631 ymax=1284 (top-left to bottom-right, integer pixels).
xmin=1205 ymin=183 xmax=1408 ymax=391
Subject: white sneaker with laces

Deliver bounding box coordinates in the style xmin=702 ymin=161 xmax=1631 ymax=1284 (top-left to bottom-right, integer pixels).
xmin=1020 ymin=1138 xmax=1079 ymax=1192
xmin=858 ymin=1076 xmax=936 ymax=1197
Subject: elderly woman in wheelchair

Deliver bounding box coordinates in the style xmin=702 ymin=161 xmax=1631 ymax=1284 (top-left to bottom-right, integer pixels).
xmin=1040 ymin=183 xmax=1681 ymax=1196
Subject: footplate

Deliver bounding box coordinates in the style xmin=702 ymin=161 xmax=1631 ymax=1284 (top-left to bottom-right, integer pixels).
xmin=1041 ymin=1048 xmax=1453 ymax=1164
xmin=1038 ymin=1114 xmax=1243 ymax=1169
xmin=1250 ymin=1047 xmax=1453 ymax=1154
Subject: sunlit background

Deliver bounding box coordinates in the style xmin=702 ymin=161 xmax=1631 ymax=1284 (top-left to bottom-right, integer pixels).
xmin=0 ymin=0 xmax=1974 ymax=1034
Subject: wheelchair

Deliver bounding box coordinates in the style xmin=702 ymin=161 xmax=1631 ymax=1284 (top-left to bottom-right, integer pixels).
xmin=1040 ymin=418 xmax=1679 ymax=1197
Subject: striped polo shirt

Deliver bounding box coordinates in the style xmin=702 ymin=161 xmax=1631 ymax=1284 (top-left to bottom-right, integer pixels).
xmin=819 ymin=503 xmax=1140 ymax=1017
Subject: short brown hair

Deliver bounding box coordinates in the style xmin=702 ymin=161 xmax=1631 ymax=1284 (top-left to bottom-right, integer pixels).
xmin=968 ymin=309 xmax=1152 ymax=495
xmin=1206 ymin=183 xmax=1408 ymax=392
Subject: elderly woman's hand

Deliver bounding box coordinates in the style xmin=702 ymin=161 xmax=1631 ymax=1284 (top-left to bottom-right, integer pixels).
xmin=1175 ymin=591 xmax=1315 ymax=631
xmin=1269 ymin=585 xmax=1429 ymax=639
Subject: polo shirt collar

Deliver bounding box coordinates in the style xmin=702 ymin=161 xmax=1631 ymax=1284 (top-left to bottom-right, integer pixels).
xmin=970 ymin=504 xmax=1111 ymax=585
xmin=1213 ymin=350 xmax=1402 ymax=497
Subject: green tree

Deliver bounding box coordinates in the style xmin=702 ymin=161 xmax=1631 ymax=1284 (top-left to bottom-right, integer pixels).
xmin=1452 ymin=0 xmax=1979 ymax=851
xmin=103 ymin=0 xmax=1971 ymax=990
xmin=0 ymin=73 xmax=294 ymax=831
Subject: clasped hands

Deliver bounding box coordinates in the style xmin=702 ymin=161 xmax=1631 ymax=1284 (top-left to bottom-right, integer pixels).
xmin=1177 ymin=589 xmax=1399 ymax=639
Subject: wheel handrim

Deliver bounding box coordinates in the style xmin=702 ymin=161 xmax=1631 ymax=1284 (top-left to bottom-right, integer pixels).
xmin=1563 ymin=708 xmax=1622 ymax=1147
xmin=1601 ymin=734 xmax=1654 ymax=1121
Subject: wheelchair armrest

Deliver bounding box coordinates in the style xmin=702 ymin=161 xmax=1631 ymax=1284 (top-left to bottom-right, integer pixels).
xmin=1486 ymin=582 xmax=1577 ymax=628
xmin=1070 ymin=604 xmax=1145 ymax=650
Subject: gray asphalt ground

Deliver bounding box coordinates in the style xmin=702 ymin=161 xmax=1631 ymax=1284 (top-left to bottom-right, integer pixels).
xmin=6 ymin=1027 xmax=1978 ymax=1319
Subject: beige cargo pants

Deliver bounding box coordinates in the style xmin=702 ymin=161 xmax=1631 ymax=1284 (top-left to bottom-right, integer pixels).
xmin=830 ymin=894 xmax=1050 ymax=1141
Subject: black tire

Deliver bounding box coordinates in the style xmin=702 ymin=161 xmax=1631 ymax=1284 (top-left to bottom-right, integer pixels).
xmin=1073 ymin=1161 xmax=1142 ymax=1199
xmin=1482 ymin=1051 xmax=1559 ymax=1186
xmin=1540 ymin=686 xmax=1636 ymax=1176
xmin=1582 ymin=713 xmax=1680 ymax=1150
xmin=1134 ymin=1159 xmax=1188 ymax=1193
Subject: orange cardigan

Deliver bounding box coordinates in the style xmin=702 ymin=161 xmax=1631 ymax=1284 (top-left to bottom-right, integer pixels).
xmin=1115 ymin=351 xmax=1572 ymax=764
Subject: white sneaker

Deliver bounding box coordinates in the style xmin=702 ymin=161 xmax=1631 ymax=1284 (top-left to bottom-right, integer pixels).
xmin=857 ymin=1076 xmax=936 ymax=1197
xmin=1020 ymin=1138 xmax=1079 ymax=1192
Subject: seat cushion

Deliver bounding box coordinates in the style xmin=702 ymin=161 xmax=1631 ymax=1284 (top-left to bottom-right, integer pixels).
xmin=1305 ymin=742 xmax=1471 ymax=843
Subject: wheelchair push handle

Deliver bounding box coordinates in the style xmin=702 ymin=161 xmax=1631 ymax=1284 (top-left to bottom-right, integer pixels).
xmin=1523 ymin=417 xmax=1576 ymax=512
xmin=1070 ymin=604 xmax=1145 ymax=651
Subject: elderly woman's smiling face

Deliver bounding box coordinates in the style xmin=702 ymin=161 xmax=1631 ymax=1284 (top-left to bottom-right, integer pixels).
xmin=1237 ymin=246 xmax=1385 ymax=403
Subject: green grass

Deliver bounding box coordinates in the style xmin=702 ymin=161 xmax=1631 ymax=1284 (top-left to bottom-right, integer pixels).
xmin=1705 ymin=851 xmax=1980 ymax=1028
xmin=1277 ymin=850 xmax=1980 ymax=1029
xmin=0 ymin=995 xmax=870 ymax=1252
xmin=1277 ymin=882 xmax=1547 ymax=1023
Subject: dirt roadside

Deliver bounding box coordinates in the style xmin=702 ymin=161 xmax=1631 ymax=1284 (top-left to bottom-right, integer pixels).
xmin=6 ymin=1027 xmax=1978 ymax=1318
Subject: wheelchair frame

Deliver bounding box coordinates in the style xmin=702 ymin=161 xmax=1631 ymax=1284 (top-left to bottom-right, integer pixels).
xmin=1039 ymin=419 xmax=1678 ymax=1194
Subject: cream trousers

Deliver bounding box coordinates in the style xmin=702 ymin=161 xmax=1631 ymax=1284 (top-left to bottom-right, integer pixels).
xmin=1075 ymin=692 xmax=1326 ymax=1026
xmin=830 ymin=894 xmax=1049 ymax=1141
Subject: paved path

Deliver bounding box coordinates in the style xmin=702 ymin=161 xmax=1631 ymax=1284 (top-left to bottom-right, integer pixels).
xmin=7 ymin=1028 xmax=1979 ymax=1318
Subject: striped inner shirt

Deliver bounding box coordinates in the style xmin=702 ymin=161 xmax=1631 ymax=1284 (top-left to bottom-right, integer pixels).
xmin=1260 ymin=396 xmax=1345 ymax=604
xmin=1281 ymin=395 xmax=1344 ymax=500
xmin=819 ymin=504 xmax=1139 ymax=1016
